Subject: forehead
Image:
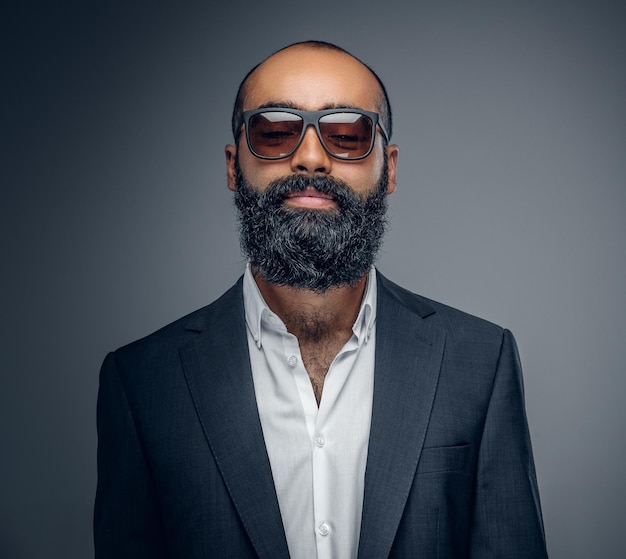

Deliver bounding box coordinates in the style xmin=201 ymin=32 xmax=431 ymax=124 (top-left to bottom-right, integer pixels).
xmin=244 ymin=46 xmax=382 ymax=112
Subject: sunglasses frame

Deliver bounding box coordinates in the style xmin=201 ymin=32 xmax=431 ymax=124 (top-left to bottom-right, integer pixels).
xmin=238 ymin=108 xmax=389 ymax=161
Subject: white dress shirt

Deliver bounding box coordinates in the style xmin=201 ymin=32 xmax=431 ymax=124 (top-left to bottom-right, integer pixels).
xmin=243 ymin=265 xmax=377 ymax=559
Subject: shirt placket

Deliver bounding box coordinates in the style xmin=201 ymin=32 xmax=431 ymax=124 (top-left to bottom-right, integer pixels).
xmin=312 ymin=412 xmax=332 ymax=558
xmin=272 ymin=327 xmax=319 ymax=559
xmin=311 ymin=336 xmax=360 ymax=559
xmin=283 ymin=329 xmax=336 ymax=558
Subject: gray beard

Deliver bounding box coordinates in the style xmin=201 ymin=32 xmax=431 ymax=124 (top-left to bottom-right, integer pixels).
xmin=233 ymin=159 xmax=389 ymax=292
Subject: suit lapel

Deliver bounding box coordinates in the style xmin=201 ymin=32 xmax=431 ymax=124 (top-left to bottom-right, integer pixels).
xmin=179 ymin=280 xmax=290 ymax=559
xmin=358 ymin=274 xmax=445 ymax=559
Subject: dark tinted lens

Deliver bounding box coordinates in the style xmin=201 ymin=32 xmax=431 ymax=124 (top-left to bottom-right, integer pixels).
xmin=319 ymin=113 xmax=374 ymax=158
xmin=248 ymin=112 xmax=304 ymax=158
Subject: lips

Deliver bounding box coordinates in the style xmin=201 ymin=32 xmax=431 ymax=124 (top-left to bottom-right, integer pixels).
xmin=284 ymin=187 xmax=337 ymax=209
xmin=286 ymin=187 xmax=334 ymax=200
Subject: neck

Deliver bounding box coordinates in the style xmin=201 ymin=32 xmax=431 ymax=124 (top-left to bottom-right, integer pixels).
xmin=252 ymin=267 xmax=368 ymax=343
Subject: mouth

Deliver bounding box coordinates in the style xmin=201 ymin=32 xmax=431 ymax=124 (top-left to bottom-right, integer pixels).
xmin=284 ymin=187 xmax=337 ymax=209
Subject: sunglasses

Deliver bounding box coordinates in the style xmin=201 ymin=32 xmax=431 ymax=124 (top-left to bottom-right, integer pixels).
xmin=238 ymin=108 xmax=389 ymax=160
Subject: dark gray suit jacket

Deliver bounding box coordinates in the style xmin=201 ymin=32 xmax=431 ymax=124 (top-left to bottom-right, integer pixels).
xmin=94 ymin=272 xmax=548 ymax=558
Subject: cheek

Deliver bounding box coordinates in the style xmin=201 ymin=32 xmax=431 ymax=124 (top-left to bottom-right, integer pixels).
xmin=342 ymin=159 xmax=385 ymax=193
xmin=242 ymin=164 xmax=294 ymax=191
xmin=236 ymin=150 xmax=288 ymax=189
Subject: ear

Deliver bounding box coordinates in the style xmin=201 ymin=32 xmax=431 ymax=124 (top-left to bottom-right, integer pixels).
xmin=225 ymin=144 xmax=237 ymax=191
xmin=385 ymin=144 xmax=399 ymax=195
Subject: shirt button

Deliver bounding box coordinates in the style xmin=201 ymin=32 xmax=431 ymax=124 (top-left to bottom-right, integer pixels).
xmin=318 ymin=521 xmax=330 ymax=536
xmin=315 ymin=434 xmax=325 ymax=448
xmin=287 ymin=354 xmax=298 ymax=367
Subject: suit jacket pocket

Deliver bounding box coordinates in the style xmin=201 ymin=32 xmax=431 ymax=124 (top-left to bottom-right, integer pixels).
xmin=417 ymin=444 xmax=470 ymax=474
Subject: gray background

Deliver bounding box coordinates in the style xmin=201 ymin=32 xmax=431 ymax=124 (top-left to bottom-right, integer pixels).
xmin=2 ymin=1 xmax=625 ymax=557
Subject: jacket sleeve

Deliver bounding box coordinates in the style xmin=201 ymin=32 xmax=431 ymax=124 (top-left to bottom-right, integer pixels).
xmin=469 ymin=329 xmax=549 ymax=558
xmin=94 ymin=352 xmax=168 ymax=558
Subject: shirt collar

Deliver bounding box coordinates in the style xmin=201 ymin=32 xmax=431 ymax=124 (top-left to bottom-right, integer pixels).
xmin=243 ymin=264 xmax=377 ymax=349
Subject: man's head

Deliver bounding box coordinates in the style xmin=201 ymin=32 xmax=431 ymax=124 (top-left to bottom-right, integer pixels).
xmin=225 ymin=41 xmax=399 ymax=292
xmin=230 ymin=41 xmax=393 ymax=147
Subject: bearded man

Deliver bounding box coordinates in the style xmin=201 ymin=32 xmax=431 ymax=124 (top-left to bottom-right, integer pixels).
xmin=94 ymin=41 xmax=549 ymax=558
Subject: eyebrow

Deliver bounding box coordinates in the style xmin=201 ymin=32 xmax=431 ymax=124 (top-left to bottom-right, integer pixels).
xmin=253 ymin=101 xmax=365 ymax=111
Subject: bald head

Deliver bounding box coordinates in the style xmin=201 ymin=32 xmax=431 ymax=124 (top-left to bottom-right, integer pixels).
xmin=231 ymin=41 xmax=392 ymax=142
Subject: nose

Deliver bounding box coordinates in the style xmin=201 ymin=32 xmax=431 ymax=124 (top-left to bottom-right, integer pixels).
xmin=290 ymin=125 xmax=332 ymax=174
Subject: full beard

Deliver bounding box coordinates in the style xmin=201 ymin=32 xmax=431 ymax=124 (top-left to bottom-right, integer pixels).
xmin=233 ymin=158 xmax=389 ymax=293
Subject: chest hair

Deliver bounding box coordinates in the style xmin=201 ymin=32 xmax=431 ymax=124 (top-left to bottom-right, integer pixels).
xmin=299 ymin=337 xmax=348 ymax=406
